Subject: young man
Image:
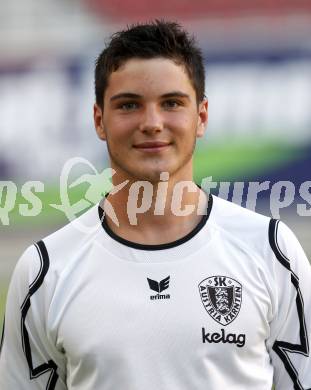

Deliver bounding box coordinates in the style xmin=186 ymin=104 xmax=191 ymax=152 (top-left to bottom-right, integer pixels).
xmin=0 ymin=20 xmax=310 ymax=390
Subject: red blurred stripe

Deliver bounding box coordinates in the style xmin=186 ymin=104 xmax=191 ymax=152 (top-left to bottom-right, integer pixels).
xmin=85 ymin=0 xmax=311 ymax=21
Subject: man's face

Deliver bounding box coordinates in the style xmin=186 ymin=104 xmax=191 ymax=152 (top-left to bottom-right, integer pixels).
xmin=94 ymin=58 xmax=208 ymax=183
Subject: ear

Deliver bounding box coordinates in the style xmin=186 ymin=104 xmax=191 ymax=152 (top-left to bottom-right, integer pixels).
xmin=196 ymin=99 xmax=208 ymax=138
xmin=94 ymin=103 xmax=106 ymax=140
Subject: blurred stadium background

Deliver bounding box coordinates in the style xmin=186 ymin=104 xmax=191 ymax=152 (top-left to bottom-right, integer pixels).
xmin=0 ymin=0 xmax=311 ymax=331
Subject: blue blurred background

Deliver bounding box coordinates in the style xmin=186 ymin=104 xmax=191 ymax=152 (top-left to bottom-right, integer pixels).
xmin=1 ymin=0 xmax=311 ymax=325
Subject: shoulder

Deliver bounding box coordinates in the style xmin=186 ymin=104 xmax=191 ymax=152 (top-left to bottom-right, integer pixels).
xmin=15 ymin=203 xmax=103 ymax=284
xmin=209 ymin=195 xmax=309 ymax=271
xmin=268 ymin=218 xmax=310 ymax=277
xmin=210 ymin=195 xmax=271 ymax=255
xmin=210 ymin=195 xmax=270 ymax=227
xmin=42 ymin=203 xmax=102 ymax=264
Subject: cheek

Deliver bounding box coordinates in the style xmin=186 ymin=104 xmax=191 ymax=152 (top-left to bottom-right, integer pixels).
xmin=167 ymin=112 xmax=197 ymax=136
xmin=106 ymin=116 xmax=137 ymax=142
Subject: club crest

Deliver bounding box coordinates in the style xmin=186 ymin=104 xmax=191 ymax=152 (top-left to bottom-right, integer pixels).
xmin=199 ymin=276 xmax=242 ymax=326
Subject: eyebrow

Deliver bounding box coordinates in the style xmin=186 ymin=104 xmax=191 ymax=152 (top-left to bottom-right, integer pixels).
xmin=110 ymin=91 xmax=190 ymax=102
xmin=161 ymin=92 xmax=190 ymax=100
xmin=110 ymin=93 xmax=142 ymax=102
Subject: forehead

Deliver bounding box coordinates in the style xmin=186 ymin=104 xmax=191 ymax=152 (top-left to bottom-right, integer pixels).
xmin=105 ymin=58 xmax=195 ymax=98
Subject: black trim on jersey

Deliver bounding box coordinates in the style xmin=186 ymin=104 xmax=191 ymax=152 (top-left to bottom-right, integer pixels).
xmin=0 ymin=316 xmax=5 ymax=354
xmin=20 ymin=240 xmax=59 ymax=390
xmin=98 ymin=193 xmax=213 ymax=250
xmin=269 ymin=219 xmax=310 ymax=390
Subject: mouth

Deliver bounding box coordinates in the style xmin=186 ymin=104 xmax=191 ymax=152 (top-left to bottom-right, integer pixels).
xmin=133 ymin=141 xmax=171 ymax=152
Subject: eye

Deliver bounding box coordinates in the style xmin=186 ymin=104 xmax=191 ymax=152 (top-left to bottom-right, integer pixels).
xmin=118 ymin=102 xmax=139 ymax=111
xmin=162 ymin=99 xmax=182 ymax=109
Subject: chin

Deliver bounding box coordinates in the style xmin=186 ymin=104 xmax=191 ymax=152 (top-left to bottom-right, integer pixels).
xmin=112 ymin=157 xmax=185 ymax=183
xmin=134 ymin=171 xmax=164 ymax=183
xmin=137 ymin=166 xmax=180 ymax=183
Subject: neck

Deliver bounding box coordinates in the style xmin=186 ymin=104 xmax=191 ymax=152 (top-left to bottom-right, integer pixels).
xmin=101 ymin=174 xmax=208 ymax=246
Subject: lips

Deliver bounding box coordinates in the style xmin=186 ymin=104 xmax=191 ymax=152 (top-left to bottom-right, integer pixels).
xmin=133 ymin=141 xmax=171 ymax=149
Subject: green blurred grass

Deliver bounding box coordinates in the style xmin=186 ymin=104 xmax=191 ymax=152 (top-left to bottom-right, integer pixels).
xmin=1 ymin=183 xmax=101 ymax=227
xmin=194 ymin=140 xmax=304 ymax=182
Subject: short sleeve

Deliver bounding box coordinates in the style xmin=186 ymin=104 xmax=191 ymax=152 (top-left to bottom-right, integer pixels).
xmin=267 ymin=219 xmax=311 ymax=390
xmin=0 ymin=242 xmax=66 ymax=389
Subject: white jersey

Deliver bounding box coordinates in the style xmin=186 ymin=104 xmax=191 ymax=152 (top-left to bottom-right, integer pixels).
xmin=1 ymin=195 xmax=311 ymax=390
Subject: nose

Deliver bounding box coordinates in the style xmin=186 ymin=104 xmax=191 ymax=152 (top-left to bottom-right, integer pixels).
xmin=138 ymin=104 xmax=163 ymax=133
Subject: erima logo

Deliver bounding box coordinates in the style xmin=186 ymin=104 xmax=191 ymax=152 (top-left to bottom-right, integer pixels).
xmin=147 ymin=276 xmax=170 ymax=300
xmin=202 ymin=327 xmax=246 ymax=348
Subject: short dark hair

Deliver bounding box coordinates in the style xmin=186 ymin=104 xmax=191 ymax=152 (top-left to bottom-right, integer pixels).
xmin=95 ymin=20 xmax=205 ymax=106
